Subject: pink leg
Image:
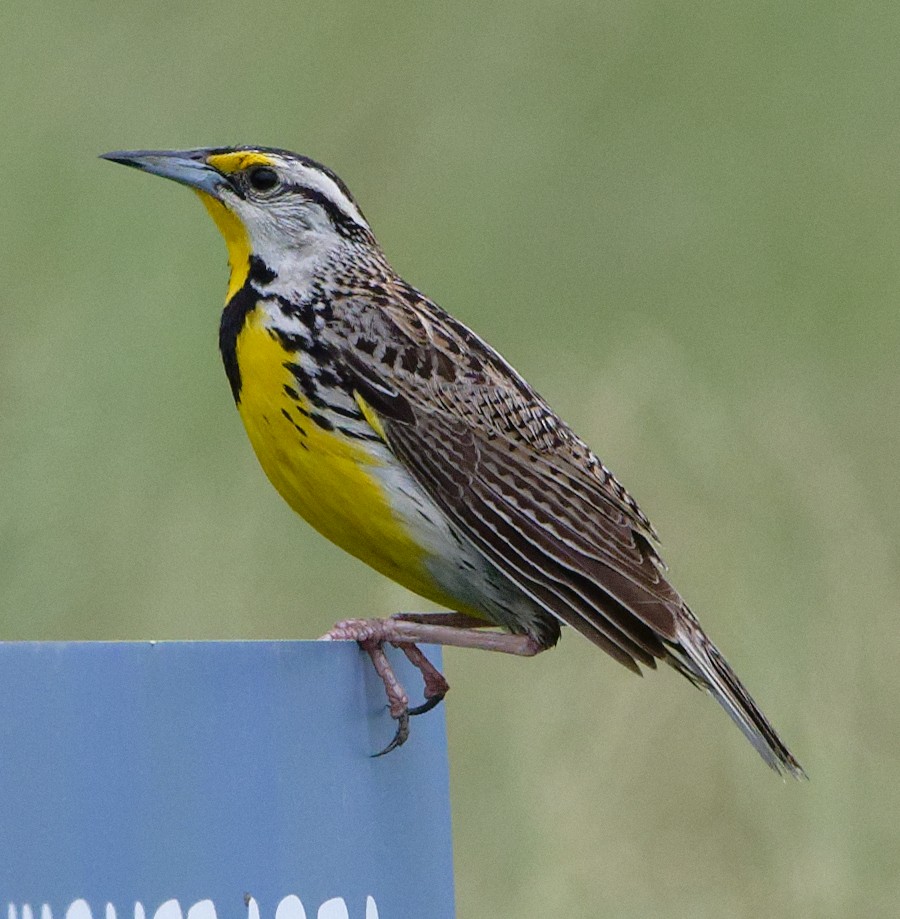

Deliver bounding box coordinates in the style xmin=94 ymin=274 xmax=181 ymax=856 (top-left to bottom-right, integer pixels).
xmin=321 ymin=616 xmax=544 ymax=754
xmin=391 ymin=611 xmax=493 ymax=629
xmin=394 ymin=643 xmax=449 ymax=716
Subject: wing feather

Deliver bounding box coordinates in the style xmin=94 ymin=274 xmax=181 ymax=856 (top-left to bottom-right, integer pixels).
xmin=400 ymin=432 xmax=658 ymax=670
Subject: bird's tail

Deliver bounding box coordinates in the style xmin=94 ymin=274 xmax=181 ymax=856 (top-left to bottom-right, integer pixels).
xmin=667 ymin=611 xmax=806 ymax=779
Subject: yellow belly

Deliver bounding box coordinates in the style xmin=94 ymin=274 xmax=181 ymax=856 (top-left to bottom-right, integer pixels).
xmin=233 ymin=307 xmax=461 ymax=607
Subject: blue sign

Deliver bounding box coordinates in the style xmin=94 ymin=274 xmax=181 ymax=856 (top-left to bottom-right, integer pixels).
xmin=0 ymin=641 xmax=455 ymax=919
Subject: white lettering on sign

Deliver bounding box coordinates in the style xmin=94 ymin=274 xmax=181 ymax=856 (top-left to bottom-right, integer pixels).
xmin=273 ymin=897 xmax=304 ymax=919
xmin=315 ymin=901 xmax=347 ymax=919
xmin=7 ymin=898 xmax=379 ymax=919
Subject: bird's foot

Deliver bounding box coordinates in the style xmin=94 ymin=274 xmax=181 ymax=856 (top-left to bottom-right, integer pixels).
xmin=321 ymin=615 xmax=544 ymax=755
xmin=321 ymin=617 xmax=450 ymax=755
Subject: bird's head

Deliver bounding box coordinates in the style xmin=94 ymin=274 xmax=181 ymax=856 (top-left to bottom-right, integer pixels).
xmin=101 ymin=146 xmax=373 ymax=299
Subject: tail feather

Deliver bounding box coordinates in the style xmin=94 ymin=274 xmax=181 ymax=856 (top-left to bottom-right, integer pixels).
xmin=668 ymin=613 xmax=806 ymax=779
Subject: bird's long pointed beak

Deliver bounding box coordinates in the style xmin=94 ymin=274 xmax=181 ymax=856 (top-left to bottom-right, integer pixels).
xmin=100 ymin=149 xmax=229 ymax=197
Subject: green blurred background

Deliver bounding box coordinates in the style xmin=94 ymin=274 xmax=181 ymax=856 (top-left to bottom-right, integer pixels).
xmin=2 ymin=2 xmax=898 ymax=915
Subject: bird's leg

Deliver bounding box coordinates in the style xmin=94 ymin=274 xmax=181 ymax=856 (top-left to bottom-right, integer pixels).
xmin=321 ymin=616 xmax=544 ymax=755
xmin=391 ymin=611 xmax=494 ymax=629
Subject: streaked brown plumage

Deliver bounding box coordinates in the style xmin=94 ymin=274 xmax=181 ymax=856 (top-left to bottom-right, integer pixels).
xmin=103 ymin=146 xmax=805 ymax=777
xmin=324 ymin=269 xmax=804 ymax=775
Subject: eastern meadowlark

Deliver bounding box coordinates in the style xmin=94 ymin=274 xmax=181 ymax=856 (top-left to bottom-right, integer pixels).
xmin=102 ymin=146 xmax=804 ymax=776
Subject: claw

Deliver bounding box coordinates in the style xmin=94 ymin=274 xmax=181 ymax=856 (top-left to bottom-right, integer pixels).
xmin=408 ymin=693 xmax=445 ymax=717
xmin=372 ymin=709 xmax=410 ymax=757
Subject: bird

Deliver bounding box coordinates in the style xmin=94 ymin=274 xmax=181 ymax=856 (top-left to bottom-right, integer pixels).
xmin=101 ymin=145 xmax=804 ymax=776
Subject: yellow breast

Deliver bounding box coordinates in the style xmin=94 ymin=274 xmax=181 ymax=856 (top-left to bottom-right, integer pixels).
xmin=233 ymin=306 xmax=461 ymax=607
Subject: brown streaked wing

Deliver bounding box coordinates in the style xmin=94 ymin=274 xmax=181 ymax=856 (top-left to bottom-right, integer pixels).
xmin=386 ymin=405 xmax=682 ymax=652
xmin=350 ymin=383 xmax=677 ymax=669
xmin=335 ymin=298 xmax=685 ymax=665
xmin=339 ymin=294 xmax=661 ymax=545
xmin=436 ymin=374 xmax=662 ymax=546
xmin=395 ymin=423 xmax=664 ymax=668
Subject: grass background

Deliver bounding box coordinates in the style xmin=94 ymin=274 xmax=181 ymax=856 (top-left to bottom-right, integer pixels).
xmin=2 ymin=2 xmax=899 ymax=915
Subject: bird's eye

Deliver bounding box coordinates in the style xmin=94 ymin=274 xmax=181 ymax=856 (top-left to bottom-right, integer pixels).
xmin=247 ymin=166 xmax=279 ymax=192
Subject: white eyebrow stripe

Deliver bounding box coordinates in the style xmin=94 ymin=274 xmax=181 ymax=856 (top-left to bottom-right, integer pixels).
xmin=290 ymin=163 xmax=369 ymax=229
